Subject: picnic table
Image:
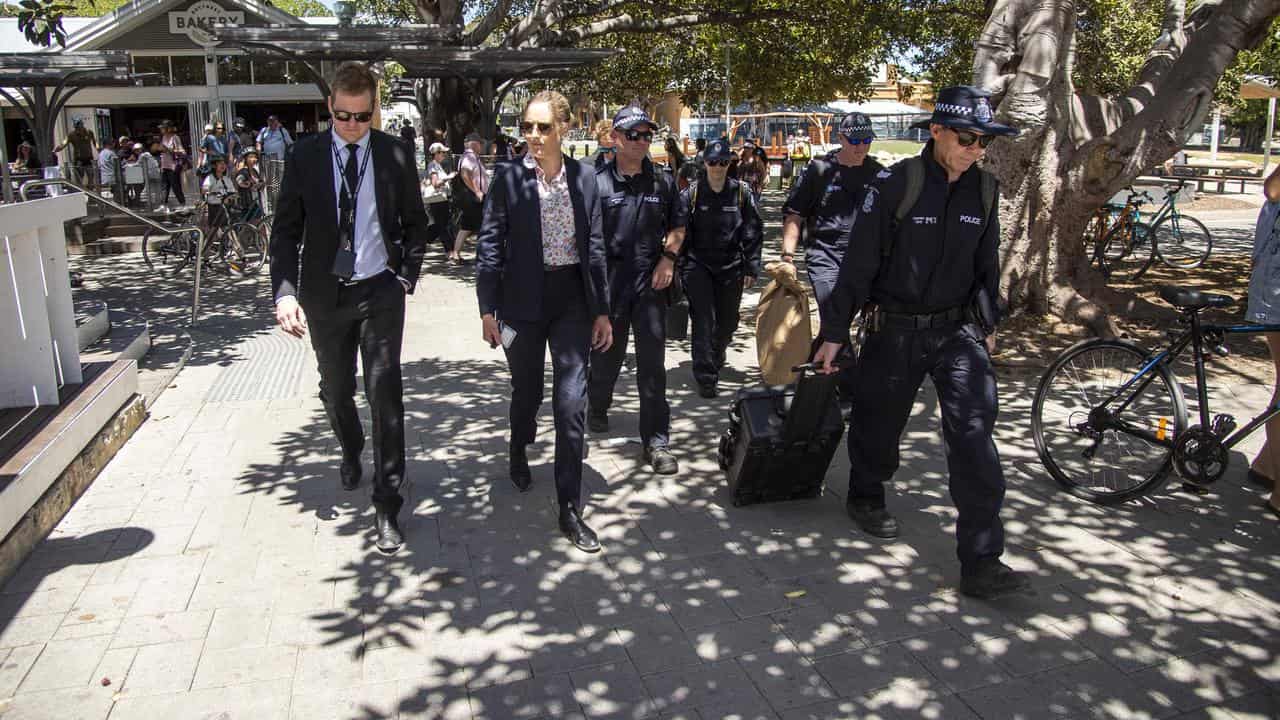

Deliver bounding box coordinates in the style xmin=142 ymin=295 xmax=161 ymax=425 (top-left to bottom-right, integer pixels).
xmin=1168 ymin=157 xmax=1263 ymax=194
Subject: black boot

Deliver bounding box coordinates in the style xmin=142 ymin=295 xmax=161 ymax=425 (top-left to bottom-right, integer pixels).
xmin=846 ymin=502 xmax=900 ymax=539
xmin=558 ymin=502 xmax=600 ymax=553
xmin=960 ymin=559 xmax=1030 ymax=599
xmin=510 ymin=443 xmax=532 ymax=492
xmin=697 ymin=382 xmax=718 ymax=399
xmin=644 ymin=446 xmax=679 ymax=475
xmin=588 ymin=410 xmax=609 ymax=433
xmin=375 ymin=510 xmax=403 ymax=554
xmin=340 ymin=457 xmax=361 ymax=491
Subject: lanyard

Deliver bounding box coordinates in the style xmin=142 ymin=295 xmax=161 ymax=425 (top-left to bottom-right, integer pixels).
xmin=332 ymin=140 xmax=372 ymax=220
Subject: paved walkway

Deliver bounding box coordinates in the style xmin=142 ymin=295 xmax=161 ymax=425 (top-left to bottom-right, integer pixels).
xmin=0 ymin=191 xmax=1277 ymax=720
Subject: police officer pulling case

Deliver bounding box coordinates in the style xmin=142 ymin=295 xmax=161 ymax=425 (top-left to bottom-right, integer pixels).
xmin=588 ymin=106 xmax=687 ymax=476
xmin=679 ymin=138 xmax=764 ymax=397
xmin=779 ymin=113 xmax=885 ymax=402
xmin=813 ymin=86 xmax=1030 ymax=600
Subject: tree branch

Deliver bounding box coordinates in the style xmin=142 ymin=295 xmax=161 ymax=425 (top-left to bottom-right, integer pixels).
xmin=555 ymin=8 xmax=806 ymax=42
xmin=465 ymin=0 xmax=515 ymax=44
xmin=504 ymin=0 xmax=561 ymax=47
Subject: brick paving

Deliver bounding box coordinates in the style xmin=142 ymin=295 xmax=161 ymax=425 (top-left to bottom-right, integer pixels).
xmin=0 ymin=192 xmax=1276 ymax=719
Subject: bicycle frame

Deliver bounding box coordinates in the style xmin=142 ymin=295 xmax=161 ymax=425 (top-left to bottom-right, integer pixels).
xmin=1098 ymin=311 xmax=1280 ymax=452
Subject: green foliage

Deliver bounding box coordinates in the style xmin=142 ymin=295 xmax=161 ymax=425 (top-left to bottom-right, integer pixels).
xmin=379 ymin=61 xmax=405 ymax=108
xmin=268 ymin=0 xmax=332 ymax=17
xmin=15 ymin=0 xmax=72 ymax=47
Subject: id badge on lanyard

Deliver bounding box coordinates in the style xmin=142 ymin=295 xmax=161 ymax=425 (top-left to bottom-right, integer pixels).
xmin=332 ymin=142 xmax=371 ymax=278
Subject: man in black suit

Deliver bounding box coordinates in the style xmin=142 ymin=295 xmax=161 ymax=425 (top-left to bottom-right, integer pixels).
xmin=270 ymin=62 xmax=429 ymax=554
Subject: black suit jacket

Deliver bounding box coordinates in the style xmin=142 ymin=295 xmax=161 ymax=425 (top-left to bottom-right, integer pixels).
xmin=269 ymin=129 xmax=429 ymax=311
xmin=475 ymin=156 xmax=609 ymax=323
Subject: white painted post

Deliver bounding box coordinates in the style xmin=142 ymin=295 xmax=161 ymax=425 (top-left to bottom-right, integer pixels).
xmin=1263 ymin=96 xmax=1276 ymax=178
xmin=1210 ymin=107 xmax=1222 ymax=161
xmin=0 ymin=194 xmax=88 ymax=408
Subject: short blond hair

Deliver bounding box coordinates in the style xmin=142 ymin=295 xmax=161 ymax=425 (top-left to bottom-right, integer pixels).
xmin=594 ymin=119 xmax=613 ymax=144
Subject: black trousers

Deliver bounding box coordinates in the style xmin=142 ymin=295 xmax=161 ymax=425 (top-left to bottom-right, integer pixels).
xmin=588 ymin=288 xmax=670 ymax=449
xmin=307 ymin=272 xmax=407 ymax=515
xmin=427 ymin=200 xmax=452 ymax=254
xmin=503 ymin=268 xmax=592 ymax=507
xmin=682 ymin=262 xmax=744 ymax=387
xmin=161 ymin=168 xmax=185 ymax=205
xmin=847 ymin=323 xmax=1005 ymax=572
xmin=807 ymin=246 xmax=858 ymax=399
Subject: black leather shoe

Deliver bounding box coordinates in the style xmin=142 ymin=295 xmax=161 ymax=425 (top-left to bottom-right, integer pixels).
xmin=698 ymin=383 xmax=718 ymax=399
xmin=960 ymin=559 xmax=1031 ymax=599
xmin=340 ymin=459 xmax=361 ymax=491
xmin=588 ymin=411 xmax=609 ymax=433
xmin=644 ymin=446 xmax=679 ymax=475
xmin=559 ymin=502 xmax=600 ymax=553
xmin=374 ymin=510 xmax=404 ymax=554
xmin=847 ymin=503 xmax=900 ymax=539
xmin=510 ymin=444 xmax=532 ymax=492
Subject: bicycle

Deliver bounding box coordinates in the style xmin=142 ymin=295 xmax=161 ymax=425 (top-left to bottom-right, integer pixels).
xmin=1096 ymin=180 xmax=1213 ymax=281
xmin=1031 ymin=284 xmax=1278 ymax=504
xmin=1091 ymin=189 xmax=1153 ymax=281
xmin=141 ymin=200 xmax=266 ymax=275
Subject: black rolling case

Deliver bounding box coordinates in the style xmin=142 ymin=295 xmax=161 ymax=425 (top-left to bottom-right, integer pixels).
xmin=717 ymin=364 xmax=844 ymax=507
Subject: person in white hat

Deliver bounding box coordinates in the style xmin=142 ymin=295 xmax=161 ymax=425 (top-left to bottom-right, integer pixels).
xmin=423 ymin=142 xmax=455 ymax=253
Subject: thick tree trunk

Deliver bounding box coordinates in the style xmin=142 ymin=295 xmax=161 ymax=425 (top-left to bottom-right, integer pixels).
xmin=975 ymin=0 xmax=1280 ymax=336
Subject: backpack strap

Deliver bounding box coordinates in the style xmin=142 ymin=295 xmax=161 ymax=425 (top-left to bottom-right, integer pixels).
xmin=885 ymin=156 xmax=925 ymax=258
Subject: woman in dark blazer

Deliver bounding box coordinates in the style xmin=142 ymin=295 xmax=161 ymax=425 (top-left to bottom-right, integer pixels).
xmin=476 ymin=90 xmax=613 ymax=552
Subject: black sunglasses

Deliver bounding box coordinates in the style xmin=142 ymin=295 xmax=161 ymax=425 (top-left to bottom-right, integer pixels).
xmin=332 ymin=109 xmax=374 ymax=123
xmin=949 ymin=127 xmax=995 ymax=148
xmin=706 ymin=159 xmax=731 ymax=167
xmin=841 ymin=135 xmax=873 ymax=145
xmin=622 ymin=129 xmax=653 ymax=142
xmin=520 ymin=121 xmax=554 ymax=136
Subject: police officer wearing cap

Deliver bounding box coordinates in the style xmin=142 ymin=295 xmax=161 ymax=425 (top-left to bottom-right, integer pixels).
xmin=780 ymin=112 xmax=884 ymax=403
xmin=812 ymin=86 xmax=1028 ymax=599
xmin=588 ymin=106 xmax=687 ymax=475
xmin=679 ymin=138 xmax=763 ymax=397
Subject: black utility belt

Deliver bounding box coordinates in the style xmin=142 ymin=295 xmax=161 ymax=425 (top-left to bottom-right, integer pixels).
xmin=544 ymin=263 xmax=579 ymax=273
xmin=871 ymin=305 xmax=966 ymax=331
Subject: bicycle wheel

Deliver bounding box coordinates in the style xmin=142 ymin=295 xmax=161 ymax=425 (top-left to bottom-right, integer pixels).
xmin=142 ymin=228 xmax=192 ymax=272
xmin=1153 ymin=214 xmax=1212 ymax=269
xmin=1032 ymin=339 xmax=1187 ymax=504
xmin=224 ymin=222 xmax=267 ymax=275
xmin=1101 ymin=221 xmax=1155 ymax=281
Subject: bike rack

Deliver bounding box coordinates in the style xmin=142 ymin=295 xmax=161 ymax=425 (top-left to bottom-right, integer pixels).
xmin=19 ymin=178 xmax=208 ymax=327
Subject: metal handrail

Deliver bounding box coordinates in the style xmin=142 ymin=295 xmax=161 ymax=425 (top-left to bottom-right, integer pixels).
xmin=19 ymin=178 xmax=208 ymax=327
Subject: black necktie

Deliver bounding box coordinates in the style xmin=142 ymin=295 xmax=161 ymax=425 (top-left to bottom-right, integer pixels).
xmin=340 ymin=143 xmax=359 ymax=248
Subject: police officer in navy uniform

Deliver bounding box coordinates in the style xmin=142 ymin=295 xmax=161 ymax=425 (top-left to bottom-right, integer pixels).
xmin=779 ymin=113 xmax=885 ymax=403
xmin=813 ymin=87 xmax=1030 ymax=599
xmin=678 ymin=138 xmax=764 ymax=397
xmin=588 ymin=106 xmax=687 ymax=475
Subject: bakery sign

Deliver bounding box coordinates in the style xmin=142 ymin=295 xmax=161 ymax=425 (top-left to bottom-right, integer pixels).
xmin=168 ymin=1 xmax=244 ymax=47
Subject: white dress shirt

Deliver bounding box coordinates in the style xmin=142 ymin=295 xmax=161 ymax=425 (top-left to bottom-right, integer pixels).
xmin=331 ymin=129 xmax=389 ymax=282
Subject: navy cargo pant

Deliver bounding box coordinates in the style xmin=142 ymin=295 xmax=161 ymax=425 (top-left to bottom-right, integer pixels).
xmin=588 ymin=288 xmax=670 ymax=449
xmin=681 ymin=262 xmax=744 ymax=388
xmin=503 ymin=269 xmax=592 ymax=507
xmin=807 ymin=244 xmax=857 ymax=398
xmin=846 ymin=322 xmax=1005 ymax=572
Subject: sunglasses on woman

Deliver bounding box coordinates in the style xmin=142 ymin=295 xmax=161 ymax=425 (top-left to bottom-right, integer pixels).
xmin=841 ymin=135 xmax=873 ymax=145
xmin=520 ymin=121 xmax=554 ymax=136
xmin=706 ymin=159 xmax=731 ymax=167
xmin=949 ymin=128 xmax=995 ymax=148
xmin=622 ymin=129 xmax=653 ymax=143
xmin=332 ymin=110 xmax=374 ymax=123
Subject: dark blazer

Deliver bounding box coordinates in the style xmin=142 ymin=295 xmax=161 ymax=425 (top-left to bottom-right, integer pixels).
xmin=270 ymin=129 xmax=429 ymax=311
xmin=475 ymin=156 xmax=609 ymax=323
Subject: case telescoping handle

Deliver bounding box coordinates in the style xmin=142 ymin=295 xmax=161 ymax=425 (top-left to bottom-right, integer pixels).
xmin=791 ymin=362 xmax=841 ymax=374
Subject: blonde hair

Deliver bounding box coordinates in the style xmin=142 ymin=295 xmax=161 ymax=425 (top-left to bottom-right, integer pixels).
xmin=524 ymin=90 xmax=572 ymax=129
xmin=331 ymin=61 xmax=377 ymax=103
xmin=594 ymin=119 xmax=613 ymax=144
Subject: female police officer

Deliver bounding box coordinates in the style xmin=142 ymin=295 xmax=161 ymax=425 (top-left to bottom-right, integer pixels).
xmin=678 ymin=138 xmax=764 ymax=397
xmin=476 ymin=90 xmax=613 ymax=552
xmin=812 ymin=87 xmax=1029 ymax=599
